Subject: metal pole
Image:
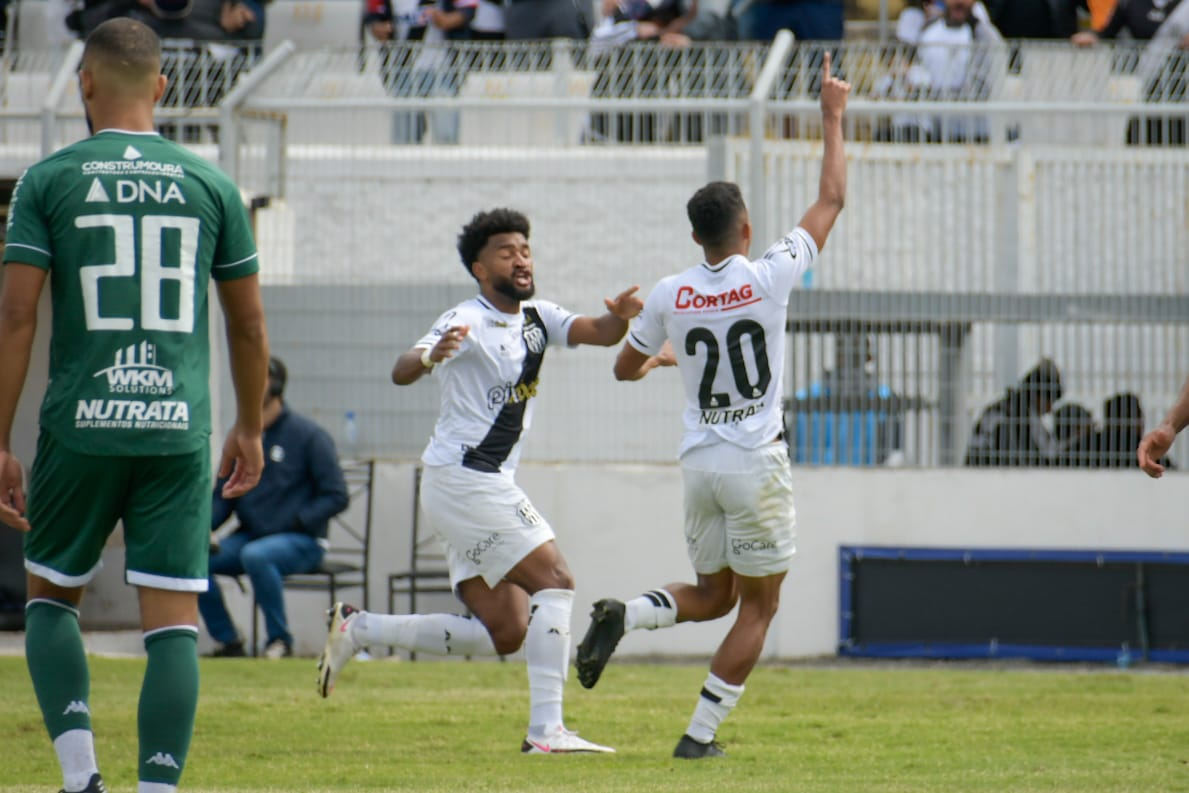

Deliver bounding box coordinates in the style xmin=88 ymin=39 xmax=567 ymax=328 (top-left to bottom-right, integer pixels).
xmin=41 ymin=42 xmax=85 ymax=158
xmin=748 ymin=29 xmax=794 ymax=256
xmin=217 ymin=40 xmax=296 ymax=183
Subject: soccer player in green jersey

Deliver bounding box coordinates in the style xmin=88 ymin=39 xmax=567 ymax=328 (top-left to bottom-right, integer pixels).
xmin=0 ymin=18 xmax=269 ymax=793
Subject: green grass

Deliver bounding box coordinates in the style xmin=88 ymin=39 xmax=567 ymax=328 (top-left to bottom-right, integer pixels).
xmin=1 ymin=655 xmax=1188 ymax=792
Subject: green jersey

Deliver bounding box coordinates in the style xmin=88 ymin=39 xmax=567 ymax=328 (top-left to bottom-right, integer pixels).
xmin=3 ymin=129 xmax=258 ymax=456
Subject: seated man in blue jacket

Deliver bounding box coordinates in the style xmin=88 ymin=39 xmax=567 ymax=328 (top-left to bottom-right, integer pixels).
xmin=201 ymin=357 xmax=349 ymax=658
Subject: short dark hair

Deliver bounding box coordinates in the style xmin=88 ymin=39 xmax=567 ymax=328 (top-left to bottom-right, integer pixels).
xmin=268 ymin=356 xmax=287 ymax=399
xmin=456 ymin=209 xmax=531 ymax=279
xmin=83 ymin=18 xmax=161 ymax=79
xmin=1019 ymin=357 xmax=1063 ymax=404
xmin=687 ymin=181 xmax=747 ymax=249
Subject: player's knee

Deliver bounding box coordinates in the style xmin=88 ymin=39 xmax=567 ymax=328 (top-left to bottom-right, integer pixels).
xmin=485 ymin=621 xmax=527 ymax=655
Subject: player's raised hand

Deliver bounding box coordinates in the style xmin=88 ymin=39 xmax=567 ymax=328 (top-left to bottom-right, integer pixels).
xmin=431 ymin=325 xmax=470 ymax=364
xmin=0 ymin=451 xmax=30 ymax=532
xmin=820 ymin=51 xmax=850 ymax=119
xmin=1137 ymin=423 xmax=1176 ymax=478
xmin=605 ymin=286 xmax=643 ymax=321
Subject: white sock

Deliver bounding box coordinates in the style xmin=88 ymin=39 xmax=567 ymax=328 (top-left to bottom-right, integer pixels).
xmin=525 ymin=588 xmax=573 ymax=737
xmin=54 ymin=729 xmax=98 ymax=792
xmin=686 ymin=673 xmax=744 ymax=743
xmin=352 ymin=612 xmax=497 ymax=657
xmin=624 ymin=589 xmax=678 ymax=631
xmin=139 ymin=782 xmax=176 ymax=793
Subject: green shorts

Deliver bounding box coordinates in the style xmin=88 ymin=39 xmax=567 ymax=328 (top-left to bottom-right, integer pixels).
xmin=25 ymin=431 xmax=212 ymax=592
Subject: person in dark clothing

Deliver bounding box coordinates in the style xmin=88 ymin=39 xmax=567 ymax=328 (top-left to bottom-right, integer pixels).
xmin=965 ymin=358 xmax=1064 ymax=467
xmin=1097 ymin=392 xmax=1145 ymax=468
xmin=1052 ymin=401 xmax=1097 ymax=467
xmin=986 ymin=0 xmax=1080 ymax=38
xmin=200 ymin=357 xmax=349 ymax=658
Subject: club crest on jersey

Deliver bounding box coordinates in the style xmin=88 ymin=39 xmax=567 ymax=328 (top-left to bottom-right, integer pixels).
xmin=93 ymin=341 xmax=175 ymax=395
xmin=523 ymin=322 xmax=546 ymax=354
xmin=674 ymin=283 xmax=757 ymax=312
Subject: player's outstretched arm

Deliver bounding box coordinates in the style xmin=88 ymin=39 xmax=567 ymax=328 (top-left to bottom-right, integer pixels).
xmin=567 ymin=286 xmax=643 ymax=347
xmin=614 ymin=339 xmax=676 ymax=382
xmin=392 ymin=325 xmax=469 ymax=385
xmin=1137 ymin=370 xmax=1189 ymax=478
xmin=797 ymin=51 xmax=850 ymax=253
xmin=0 ymin=263 xmax=46 ymax=531
xmin=216 ymin=274 xmax=268 ymax=498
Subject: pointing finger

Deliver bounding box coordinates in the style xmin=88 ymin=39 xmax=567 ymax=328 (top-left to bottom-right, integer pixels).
xmin=823 ymin=51 xmax=831 ymax=79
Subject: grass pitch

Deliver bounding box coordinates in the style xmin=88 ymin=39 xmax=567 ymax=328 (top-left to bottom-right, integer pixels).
xmin=1 ymin=655 xmax=1187 ymax=792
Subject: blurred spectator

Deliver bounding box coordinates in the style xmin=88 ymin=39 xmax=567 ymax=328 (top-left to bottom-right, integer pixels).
xmin=1052 ymin=402 xmax=1097 ymax=467
xmin=1097 ymin=392 xmax=1145 ymax=468
xmin=67 ymin=0 xmax=262 ymax=40
xmin=878 ymin=0 xmax=1005 ymax=142
xmin=896 ymin=0 xmax=990 ymax=45
xmin=503 ymin=0 xmax=587 ymax=39
xmin=733 ymin=0 xmax=843 ymax=41
xmin=965 ymin=358 xmax=1063 ymax=467
xmin=368 ymin=0 xmax=479 ymax=143
xmin=985 ymin=0 xmax=1079 ymax=39
xmin=590 ymin=0 xmax=696 ymax=54
xmin=790 ymin=334 xmax=905 ymax=467
xmin=1071 ymin=0 xmax=1180 ymax=45
xmin=467 ymin=0 xmax=504 ymax=39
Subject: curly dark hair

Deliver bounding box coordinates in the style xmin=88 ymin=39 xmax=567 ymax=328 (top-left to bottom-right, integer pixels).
xmin=686 ymin=181 xmax=747 ymax=250
xmin=456 ymin=208 xmax=531 ymax=279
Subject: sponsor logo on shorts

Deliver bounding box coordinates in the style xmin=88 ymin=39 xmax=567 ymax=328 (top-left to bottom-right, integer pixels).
xmin=731 ymin=539 xmax=777 ymax=555
xmin=465 ymin=532 xmax=503 ymax=566
xmin=93 ymin=341 xmax=175 ymax=395
xmin=516 ymin=499 xmax=544 ymax=527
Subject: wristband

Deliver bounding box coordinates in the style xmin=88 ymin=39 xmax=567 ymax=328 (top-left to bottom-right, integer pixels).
xmin=420 ymin=347 xmax=436 ymax=370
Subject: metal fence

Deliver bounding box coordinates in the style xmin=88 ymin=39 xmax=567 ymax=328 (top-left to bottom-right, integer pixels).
xmin=6 ymin=36 xmax=1188 ymax=470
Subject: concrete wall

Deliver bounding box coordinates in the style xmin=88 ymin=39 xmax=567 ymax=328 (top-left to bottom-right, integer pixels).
xmin=191 ymin=461 xmax=1187 ymax=659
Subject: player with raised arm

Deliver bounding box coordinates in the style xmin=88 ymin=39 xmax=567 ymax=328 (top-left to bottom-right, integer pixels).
xmin=0 ymin=18 xmax=269 ymax=793
xmin=575 ymin=52 xmax=851 ymax=759
xmin=317 ymin=208 xmax=640 ymax=755
xmin=1137 ymin=370 xmax=1189 ymax=477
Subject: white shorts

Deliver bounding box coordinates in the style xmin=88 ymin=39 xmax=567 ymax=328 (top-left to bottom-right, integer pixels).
xmin=680 ymin=441 xmax=796 ymax=578
xmin=419 ymin=463 xmax=555 ymax=589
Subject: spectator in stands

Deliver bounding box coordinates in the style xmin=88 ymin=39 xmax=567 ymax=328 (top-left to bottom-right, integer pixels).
xmin=901 ymin=0 xmax=1005 ymax=142
xmin=896 ymin=0 xmax=991 ymax=45
xmin=590 ymin=0 xmax=696 ymax=54
xmin=789 ymin=334 xmax=905 ymax=467
xmin=66 ymin=0 xmax=263 ymax=40
xmin=201 ymin=357 xmax=350 ymax=659
xmin=367 ymin=0 xmax=481 ymax=143
xmin=733 ymin=0 xmax=844 ymax=41
xmin=985 ymin=0 xmax=1080 ymax=39
xmin=965 ymin=357 xmax=1063 ymax=467
xmin=502 ymin=0 xmax=587 ymax=39
xmin=1096 ymin=392 xmax=1145 ymax=468
xmin=1137 ymin=369 xmax=1189 ymax=477
xmin=1071 ymin=0 xmax=1180 ymax=45
xmin=1052 ymin=402 xmax=1097 ymax=467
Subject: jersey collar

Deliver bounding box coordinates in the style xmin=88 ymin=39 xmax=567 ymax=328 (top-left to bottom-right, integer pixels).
xmin=701 ymin=254 xmax=745 ymax=274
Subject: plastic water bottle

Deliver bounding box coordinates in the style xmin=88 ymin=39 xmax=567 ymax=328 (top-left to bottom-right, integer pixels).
xmin=1115 ymin=643 xmax=1132 ymax=670
xmin=343 ymin=410 xmax=359 ymax=459
xmin=801 ymin=267 xmax=815 ymax=289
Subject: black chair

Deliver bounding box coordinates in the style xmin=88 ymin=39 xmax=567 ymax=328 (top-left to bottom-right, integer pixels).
xmin=247 ymin=458 xmax=375 ymax=655
xmin=387 ymin=466 xmax=453 ymax=658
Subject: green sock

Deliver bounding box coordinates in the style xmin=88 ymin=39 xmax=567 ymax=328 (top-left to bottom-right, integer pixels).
xmin=25 ymin=599 xmax=91 ymax=739
xmin=139 ymin=628 xmax=199 ymax=786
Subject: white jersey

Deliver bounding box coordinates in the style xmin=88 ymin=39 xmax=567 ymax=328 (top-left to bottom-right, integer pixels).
xmin=628 ymin=227 xmax=818 ymax=457
xmin=416 ymin=295 xmax=578 ymax=474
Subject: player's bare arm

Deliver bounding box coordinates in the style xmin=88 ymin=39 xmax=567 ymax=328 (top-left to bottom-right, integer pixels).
xmin=1137 ymin=370 xmax=1189 ymax=478
xmin=392 ymin=324 xmax=470 ymax=385
xmin=798 ymin=51 xmax=850 ymax=253
xmin=216 ymin=274 xmax=269 ymax=498
xmin=614 ymin=339 xmax=677 ymax=382
xmin=567 ymin=285 xmax=643 ymax=347
xmin=0 ymin=263 xmax=48 ymax=531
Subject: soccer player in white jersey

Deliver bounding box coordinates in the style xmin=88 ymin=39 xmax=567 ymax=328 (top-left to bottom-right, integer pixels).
xmin=317 ymin=208 xmax=642 ymax=754
xmin=575 ymin=52 xmax=851 ymax=759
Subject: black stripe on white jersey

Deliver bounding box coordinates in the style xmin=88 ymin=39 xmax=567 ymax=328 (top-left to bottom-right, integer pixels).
xmin=461 ymin=305 xmax=548 ymax=473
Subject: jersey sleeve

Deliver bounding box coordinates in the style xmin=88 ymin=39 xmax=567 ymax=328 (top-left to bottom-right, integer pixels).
xmin=625 ymin=281 xmax=669 ymax=356
xmin=2 ymin=167 xmax=52 ymax=270
xmin=414 ymin=305 xmax=469 ymax=351
xmin=755 ymin=226 xmax=818 ymax=297
xmin=533 ymin=300 xmax=579 ymax=348
xmin=210 ymin=176 xmax=259 ymax=282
